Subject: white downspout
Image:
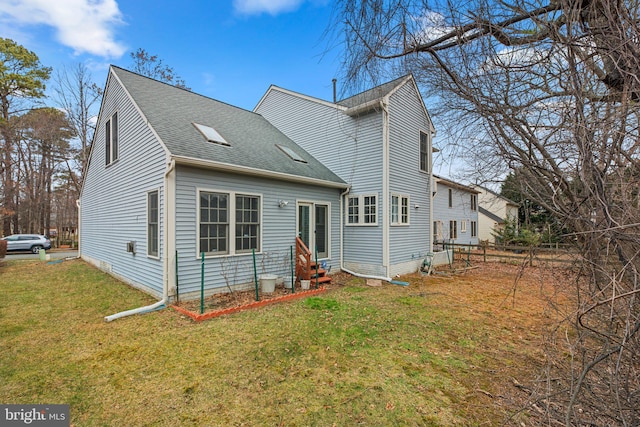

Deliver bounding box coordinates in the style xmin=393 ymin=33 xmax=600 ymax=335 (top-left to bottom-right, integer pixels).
xmin=104 ymin=159 xmax=175 ymax=322
xmin=75 ymin=199 xmax=81 ymax=258
xmin=339 ymin=101 xmax=393 ymax=283
xmin=339 ymin=187 xmax=350 ymax=274
xmin=380 ymin=99 xmax=390 ymax=277
xmin=340 ymin=187 xmax=391 ymax=282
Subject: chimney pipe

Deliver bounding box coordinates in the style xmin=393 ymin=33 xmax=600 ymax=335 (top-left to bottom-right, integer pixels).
xmin=332 ymin=78 xmax=337 ymax=103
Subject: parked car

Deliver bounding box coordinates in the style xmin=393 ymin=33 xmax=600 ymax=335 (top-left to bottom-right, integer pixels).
xmin=1 ymin=234 xmax=52 ymax=253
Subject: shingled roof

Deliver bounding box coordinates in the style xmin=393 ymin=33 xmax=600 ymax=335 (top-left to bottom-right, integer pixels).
xmin=111 ymin=66 xmax=347 ymax=187
xmin=337 ymin=75 xmax=409 ymax=108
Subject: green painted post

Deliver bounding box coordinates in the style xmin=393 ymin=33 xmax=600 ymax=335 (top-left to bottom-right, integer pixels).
xmin=252 ymin=249 xmax=259 ymax=301
xmin=290 ymin=246 xmax=295 ymax=294
xmin=200 ymin=252 xmax=205 ymax=314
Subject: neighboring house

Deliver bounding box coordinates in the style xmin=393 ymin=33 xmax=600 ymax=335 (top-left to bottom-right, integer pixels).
xmin=471 ymin=185 xmax=520 ymax=243
xmin=80 ymin=66 xmax=347 ymax=301
xmin=255 ymin=75 xmax=436 ymax=277
xmin=431 ymin=175 xmax=480 ymax=246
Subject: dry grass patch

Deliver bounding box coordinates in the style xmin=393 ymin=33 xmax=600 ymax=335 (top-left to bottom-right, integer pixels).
xmin=0 ymin=258 xmax=568 ymax=425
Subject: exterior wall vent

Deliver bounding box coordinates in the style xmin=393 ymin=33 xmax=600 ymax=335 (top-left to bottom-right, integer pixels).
xmin=127 ymin=241 xmax=136 ymax=254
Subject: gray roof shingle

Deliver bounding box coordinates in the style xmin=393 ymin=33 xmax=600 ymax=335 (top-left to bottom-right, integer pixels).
xmin=112 ymin=66 xmax=346 ymax=187
xmin=337 ymin=75 xmax=408 ymax=108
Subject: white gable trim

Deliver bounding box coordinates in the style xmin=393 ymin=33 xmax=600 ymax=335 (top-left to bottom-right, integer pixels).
xmin=254 ymin=85 xmax=347 ymax=112
xmin=109 ymin=67 xmax=172 ymax=159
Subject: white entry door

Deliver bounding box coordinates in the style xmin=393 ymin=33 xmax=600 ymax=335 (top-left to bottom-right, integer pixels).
xmin=297 ymin=202 xmax=329 ymax=259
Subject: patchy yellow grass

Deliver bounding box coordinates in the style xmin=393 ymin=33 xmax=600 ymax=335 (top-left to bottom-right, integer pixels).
xmin=0 ymin=258 xmax=565 ymax=426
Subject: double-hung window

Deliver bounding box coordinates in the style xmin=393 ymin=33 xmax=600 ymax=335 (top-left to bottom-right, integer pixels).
xmin=105 ymin=112 xmax=118 ymax=165
xmin=147 ymin=191 xmax=159 ymax=257
xmin=449 ymin=220 xmax=458 ymax=239
xmin=235 ymin=194 xmax=260 ymax=253
xmin=199 ymin=190 xmax=261 ymax=256
xmin=391 ymin=194 xmax=409 ymax=225
xmin=461 ymin=220 xmax=467 ymax=233
xmin=420 ymin=131 xmax=429 ymax=172
xmin=200 ymin=192 xmax=229 ymax=254
xmin=471 ymin=221 xmax=478 ymax=237
xmin=347 ymin=196 xmax=359 ymax=224
xmin=347 ymin=194 xmax=377 ymax=225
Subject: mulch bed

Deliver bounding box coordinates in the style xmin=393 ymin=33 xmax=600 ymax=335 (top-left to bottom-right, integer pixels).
xmin=172 ymin=275 xmax=350 ymax=321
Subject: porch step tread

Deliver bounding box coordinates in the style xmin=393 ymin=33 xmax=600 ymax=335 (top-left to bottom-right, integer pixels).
xmin=308 ymin=276 xmax=332 ymax=284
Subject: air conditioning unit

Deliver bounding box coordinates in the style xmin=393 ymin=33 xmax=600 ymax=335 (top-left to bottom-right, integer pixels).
xmin=127 ymin=241 xmax=136 ymax=254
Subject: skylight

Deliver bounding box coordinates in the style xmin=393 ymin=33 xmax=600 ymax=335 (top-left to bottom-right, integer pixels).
xmin=276 ymin=144 xmax=307 ymax=163
xmin=193 ymin=123 xmax=229 ymax=146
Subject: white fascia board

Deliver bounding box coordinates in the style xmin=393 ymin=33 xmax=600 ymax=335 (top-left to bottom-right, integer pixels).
xmin=254 ymin=85 xmax=347 ymax=112
xmin=172 ymin=155 xmax=350 ymax=190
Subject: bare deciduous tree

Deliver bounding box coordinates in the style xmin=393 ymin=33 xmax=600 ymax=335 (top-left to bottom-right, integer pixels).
xmin=336 ymin=0 xmax=640 ymax=424
xmin=129 ymin=48 xmax=189 ymax=90
xmin=53 ymin=63 xmax=102 ymax=189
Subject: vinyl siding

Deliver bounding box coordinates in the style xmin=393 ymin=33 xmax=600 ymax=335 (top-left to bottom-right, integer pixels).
xmin=387 ymin=82 xmax=433 ymax=275
xmin=80 ymin=73 xmax=167 ymax=297
xmin=256 ymin=89 xmax=385 ymax=275
xmin=474 ymin=187 xmax=519 ymax=242
xmin=432 ymin=183 xmax=479 ymax=245
xmin=174 ymin=165 xmax=342 ymax=296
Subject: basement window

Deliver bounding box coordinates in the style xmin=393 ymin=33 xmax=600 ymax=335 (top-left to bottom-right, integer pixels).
xmin=193 ymin=123 xmax=230 ymax=146
xmin=276 ymin=144 xmax=307 ymax=163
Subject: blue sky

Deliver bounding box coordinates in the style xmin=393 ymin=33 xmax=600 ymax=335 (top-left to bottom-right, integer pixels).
xmin=0 ymin=0 xmax=464 ymax=177
xmin=0 ymin=0 xmax=341 ymax=111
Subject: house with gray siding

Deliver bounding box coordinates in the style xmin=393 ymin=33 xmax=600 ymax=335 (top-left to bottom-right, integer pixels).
xmin=255 ymin=75 xmax=436 ymax=277
xmin=80 ymin=66 xmax=347 ymax=303
xmin=432 ymin=175 xmax=480 ymax=246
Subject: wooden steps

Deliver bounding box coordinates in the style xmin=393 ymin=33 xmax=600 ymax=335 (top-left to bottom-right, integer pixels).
xmin=296 ymin=237 xmax=331 ymax=285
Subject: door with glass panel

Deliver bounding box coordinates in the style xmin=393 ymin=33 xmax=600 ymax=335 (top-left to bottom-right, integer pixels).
xmin=297 ymin=202 xmax=328 ymax=259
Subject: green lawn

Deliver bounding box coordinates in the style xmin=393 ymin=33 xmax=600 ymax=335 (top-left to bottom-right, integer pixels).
xmin=0 ymin=258 xmax=549 ymax=426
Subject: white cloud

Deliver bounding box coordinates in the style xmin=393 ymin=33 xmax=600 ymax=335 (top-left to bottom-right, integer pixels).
xmin=233 ymin=0 xmax=304 ymax=16
xmin=0 ymin=0 xmax=126 ymax=58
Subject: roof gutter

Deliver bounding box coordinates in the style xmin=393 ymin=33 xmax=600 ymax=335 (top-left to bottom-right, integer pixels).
xmin=344 ymin=98 xmax=383 ymax=117
xmin=172 ymin=155 xmax=348 ymax=189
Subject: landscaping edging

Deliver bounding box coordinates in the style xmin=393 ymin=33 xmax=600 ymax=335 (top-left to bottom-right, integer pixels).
xmin=171 ymin=286 xmax=327 ymax=321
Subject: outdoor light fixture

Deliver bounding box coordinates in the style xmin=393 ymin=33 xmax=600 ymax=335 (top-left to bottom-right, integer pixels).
xmin=279 ymin=200 xmax=289 ymax=208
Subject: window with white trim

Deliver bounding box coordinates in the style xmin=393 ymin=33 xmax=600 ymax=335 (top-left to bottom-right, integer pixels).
xmin=448 ymin=188 xmax=453 ymax=208
xmin=347 ymin=196 xmax=359 ymax=224
xmin=420 ymin=131 xmax=429 ymax=172
xmin=461 ymin=220 xmax=467 ymax=233
xmin=363 ymin=195 xmax=377 ymax=224
xmin=434 ymin=220 xmax=443 ymax=242
xmin=200 ymin=192 xmax=229 ymax=254
xmin=147 ymin=190 xmax=159 ymax=257
xmin=105 ymin=112 xmax=118 ymax=165
xmin=471 ymin=194 xmax=477 ymax=211
xmin=235 ymin=194 xmax=260 ymax=253
xmin=449 ymin=220 xmax=458 ymax=239
xmin=471 ymin=221 xmax=477 ymax=237
xmin=391 ymin=194 xmax=409 ymax=225
xmin=346 ymin=194 xmax=377 ymax=225
xmin=199 ymin=190 xmax=261 ymax=256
